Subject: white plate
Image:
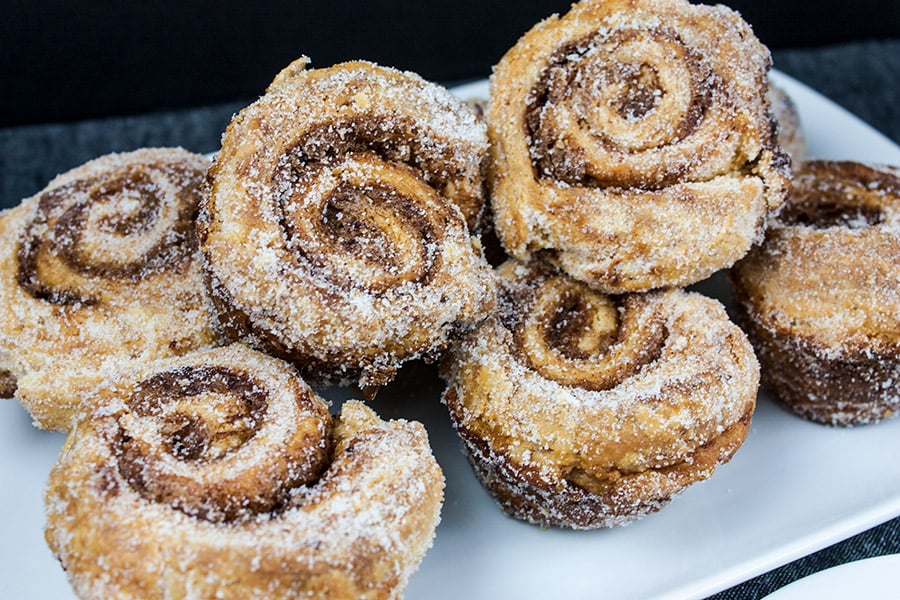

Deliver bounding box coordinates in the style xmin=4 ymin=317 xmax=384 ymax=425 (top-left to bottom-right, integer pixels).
xmin=3 ymin=71 xmax=900 ymax=600
xmin=761 ymin=554 xmax=900 ymax=599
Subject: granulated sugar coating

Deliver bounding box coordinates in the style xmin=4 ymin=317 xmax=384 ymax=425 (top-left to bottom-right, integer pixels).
xmin=200 ymin=59 xmax=496 ymax=391
xmin=44 ymin=344 xmax=445 ymax=600
xmin=441 ymin=260 xmax=759 ymax=529
xmin=0 ymin=148 xmax=219 ymax=431
xmin=487 ymin=0 xmax=790 ymax=293
xmin=730 ymin=161 xmax=900 ymax=426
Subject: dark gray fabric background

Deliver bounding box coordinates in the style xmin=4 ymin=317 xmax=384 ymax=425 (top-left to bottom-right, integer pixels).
xmin=2 ymin=0 xmax=898 ymax=127
xmin=3 ymin=40 xmax=899 ymax=208
xmin=0 ymin=14 xmax=898 ymax=600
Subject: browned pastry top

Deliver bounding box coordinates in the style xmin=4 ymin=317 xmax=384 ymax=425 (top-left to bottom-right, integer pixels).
xmin=200 ymin=59 xmax=496 ymax=388
xmin=443 ymin=260 xmax=758 ymax=527
xmin=733 ymin=160 xmax=900 ymax=354
xmin=0 ymin=148 xmax=218 ymax=430
xmin=487 ymin=0 xmax=788 ymax=293
xmin=45 ymin=344 xmax=445 ymax=599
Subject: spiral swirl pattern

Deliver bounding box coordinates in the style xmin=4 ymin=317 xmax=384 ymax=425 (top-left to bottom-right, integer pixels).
xmin=488 ymin=0 xmax=789 ymax=293
xmin=275 ymin=144 xmax=456 ymax=293
xmin=110 ymin=357 xmax=331 ymax=522
xmin=0 ymin=148 xmax=218 ymax=431
xmin=45 ymin=344 xmax=445 ymax=599
xmin=528 ymin=28 xmax=721 ymax=189
xmin=442 ymin=260 xmax=758 ymax=528
xmin=504 ymin=272 xmax=666 ymax=391
xmin=731 ymin=160 xmax=900 ymax=426
xmin=16 ymin=159 xmax=199 ymax=305
xmin=201 ymin=60 xmax=495 ymax=389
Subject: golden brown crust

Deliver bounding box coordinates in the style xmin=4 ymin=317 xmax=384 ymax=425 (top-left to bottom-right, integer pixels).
xmin=487 ymin=0 xmax=789 ymax=293
xmin=441 ymin=261 xmax=758 ymax=528
xmin=200 ymin=59 xmax=496 ymax=389
xmin=731 ymin=160 xmax=900 ymax=426
xmin=0 ymin=148 xmax=219 ymax=431
xmin=45 ymin=344 xmax=444 ymax=599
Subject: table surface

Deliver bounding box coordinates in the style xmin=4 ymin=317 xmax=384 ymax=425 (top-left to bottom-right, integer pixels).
xmin=1 ymin=39 xmax=899 ymax=600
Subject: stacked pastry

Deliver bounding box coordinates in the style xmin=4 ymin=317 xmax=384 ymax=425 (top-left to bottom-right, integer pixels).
xmin=441 ymin=0 xmax=900 ymax=534
xmin=440 ymin=0 xmax=787 ymax=529
xmin=442 ymin=261 xmax=759 ymax=528
xmin=4 ymin=0 xmax=897 ymax=595
xmin=1 ymin=60 xmax=499 ymax=598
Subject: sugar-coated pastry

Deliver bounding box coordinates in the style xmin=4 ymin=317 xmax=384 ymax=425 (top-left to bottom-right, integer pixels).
xmin=487 ymin=0 xmax=789 ymax=293
xmin=731 ymin=160 xmax=900 ymax=426
xmin=45 ymin=343 xmax=444 ymax=600
xmin=0 ymin=148 xmax=218 ymax=430
xmin=442 ymin=261 xmax=758 ymax=528
xmin=200 ymin=58 xmax=496 ymax=391
xmin=768 ymin=82 xmax=807 ymax=161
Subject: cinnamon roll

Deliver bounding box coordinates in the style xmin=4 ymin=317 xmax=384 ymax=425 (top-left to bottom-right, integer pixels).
xmin=45 ymin=344 xmax=444 ymax=599
xmin=0 ymin=148 xmax=218 ymax=430
xmin=768 ymin=82 xmax=807 ymax=161
xmin=731 ymin=160 xmax=900 ymax=426
xmin=442 ymin=260 xmax=758 ymax=529
xmin=487 ymin=0 xmax=789 ymax=293
xmin=200 ymin=59 xmax=496 ymax=391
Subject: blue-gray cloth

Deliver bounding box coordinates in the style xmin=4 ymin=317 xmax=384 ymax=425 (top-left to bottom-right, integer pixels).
xmin=1 ymin=40 xmax=898 ymax=599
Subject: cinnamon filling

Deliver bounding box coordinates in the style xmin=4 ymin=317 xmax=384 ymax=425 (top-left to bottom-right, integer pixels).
xmin=543 ymin=291 xmax=618 ymax=361
xmin=292 ymin=182 xmax=440 ymax=292
xmin=782 ymin=161 xmax=900 ymax=229
xmin=0 ymin=369 xmax=16 ymax=398
xmin=611 ymin=64 xmax=662 ymax=121
xmin=524 ymin=28 xmax=712 ymax=188
xmin=271 ymin=117 xmax=459 ymax=294
xmin=782 ymin=201 xmax=884 ymax=229
xmin=284 ymin=115 xmax=463 ymax=199
xmin=113 ymin=366 xmax=275 ymax=521
xmin=16 ymin=164 xmax=200 ymax=306
xmin=127 ymin=366 xmax=267 ymax=460
xmin=511 ymin=273 xmax=667 ymax=391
